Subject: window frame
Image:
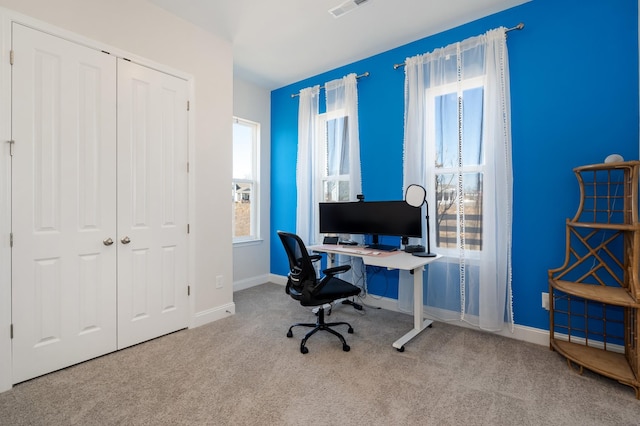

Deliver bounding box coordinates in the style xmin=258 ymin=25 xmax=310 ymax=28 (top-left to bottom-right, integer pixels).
xmin=317 ymin=109 xmax=351 ymax=199
xmin=424 ymin=76 xmax=485 ymax=259
xmin=314 ymin=109 xmax=351 ymax=241
xmin=232 ymin=116 xmax=260 ymax=244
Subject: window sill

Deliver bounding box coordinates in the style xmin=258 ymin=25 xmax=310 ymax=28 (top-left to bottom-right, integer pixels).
xmin=431 ymin=251 xmax=482 ymax=262
xmin=233 ymin=238 xmax=264 ymax=248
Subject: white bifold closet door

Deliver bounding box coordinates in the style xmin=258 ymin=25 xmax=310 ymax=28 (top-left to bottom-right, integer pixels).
xmin=11 ymin=23 xmax=189 ymax=384
xmin=116 ymin=59 xmax=189 ymax=350
xmin=11 ymin=23 xmax=118 ymax=384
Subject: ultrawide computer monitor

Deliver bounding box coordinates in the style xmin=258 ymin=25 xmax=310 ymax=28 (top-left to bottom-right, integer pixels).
xmin=319 ymin=201 xmax=422 ymax=249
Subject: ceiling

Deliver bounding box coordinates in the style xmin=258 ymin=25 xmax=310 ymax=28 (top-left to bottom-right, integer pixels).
xmin=148 ymin=0 xmax=529 ymax=90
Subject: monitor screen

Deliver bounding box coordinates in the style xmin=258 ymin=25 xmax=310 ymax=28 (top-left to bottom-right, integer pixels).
xmin=318 ymin=201 xmax=422 ymax=238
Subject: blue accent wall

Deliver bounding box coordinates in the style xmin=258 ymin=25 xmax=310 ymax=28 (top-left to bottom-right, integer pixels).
xmin=270 ymin=0 xmax=639 ymax=331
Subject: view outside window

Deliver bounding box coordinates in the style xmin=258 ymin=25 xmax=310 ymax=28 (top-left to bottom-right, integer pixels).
xmin=320 ymin=115 xmax=350 ymax=202
xmin=232 ymin=117 xmax=259 ymax=242
xmin=431 ymin=84 xmax=484 ymax=251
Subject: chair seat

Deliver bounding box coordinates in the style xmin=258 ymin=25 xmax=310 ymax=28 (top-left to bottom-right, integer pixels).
xmin=299 ymin=277 xmax=361 ymax=307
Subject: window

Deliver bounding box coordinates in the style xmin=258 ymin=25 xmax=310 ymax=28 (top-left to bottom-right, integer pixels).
xmin=426 ymin=77 xmax=484 ymax=253
xmin=232 ymin=117 xmax=260 ymax=242
xmin=313 ymin=111 xmax=351 ymax=243
xmin=404 ymin=29 xmax=513 ymax=330
xmin=317 ymin=111 xmax=351 ymax=203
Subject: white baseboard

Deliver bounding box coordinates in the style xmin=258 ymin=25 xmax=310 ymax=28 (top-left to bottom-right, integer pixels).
xmin=269 ymin=273 xmax=288 ymax=286
xmin=270 ymin=273 xmax=551 ymax=347
xmin=233 ymin=274 xmax=271 ymax=292
xmin=0 ymin=374 xmax=10 ymax=393
xmin=552 ymin=332 xmax=625 ymax=353
xmin=267 ymin=274 xmax=623 ymax=351
xmin=361 ymin=294 xmax=551 ymax=347
xmin=190 ymin=302 xmax=236 ymax=328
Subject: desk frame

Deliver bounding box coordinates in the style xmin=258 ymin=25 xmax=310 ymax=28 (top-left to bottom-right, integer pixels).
xmin=308 ymin=245 xmax=441 ymax=351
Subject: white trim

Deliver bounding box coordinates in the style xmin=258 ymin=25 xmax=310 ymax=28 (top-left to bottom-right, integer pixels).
xmin=233 ymin=274 xmax=271 ymax=292
xmin=0 ymin=10 xmax=12 ymax=393
xmin=232 ymin=117 xmax=260 ymax=242
xmin=233 ymin=238 xmax=264 ymax=247
xmin=187 ymin=79 xmax=197 ymax=330
xmin=269 ymin=274 xmax=288 ymax=286
xmin=366 ymin=294 xmax=551 ymax=346
xmin=191 ymin=303 xmax=236 ymax=328
xmin=552 ymin=332 xmax=625 ymax=354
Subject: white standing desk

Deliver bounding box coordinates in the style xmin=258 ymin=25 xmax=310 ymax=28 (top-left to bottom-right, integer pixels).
xmin=308 ymin=244 xmax=441 ymax=351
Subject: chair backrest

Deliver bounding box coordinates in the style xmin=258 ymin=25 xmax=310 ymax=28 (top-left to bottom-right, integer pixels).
xmin=277 ymin=231 xmax=317 ymax=299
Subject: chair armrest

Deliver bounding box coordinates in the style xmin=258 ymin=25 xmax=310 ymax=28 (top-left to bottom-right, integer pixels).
xmin=309 ymin=254 xmax=322 ymax=263
xmin=323 ymin=264 xmax=351 ymax=277
xmin=310 ymin=264 xmax=352 ymax=299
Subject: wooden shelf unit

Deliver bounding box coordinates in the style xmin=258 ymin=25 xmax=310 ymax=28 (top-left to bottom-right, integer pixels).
xmin=549 ymin=160 xmax=640 ymax=399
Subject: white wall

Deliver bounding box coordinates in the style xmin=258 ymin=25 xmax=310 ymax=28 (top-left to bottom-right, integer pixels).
xmin=0 ymin=0 xmax=234 ymax=391
xmin=232 ymin=78 xmax=271 ymax=290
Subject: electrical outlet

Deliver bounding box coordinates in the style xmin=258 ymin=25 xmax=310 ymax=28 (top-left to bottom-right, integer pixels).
xmin=216 ymin=275 xmax=223 ymax=289
xmin=541 ymin=292 xmax=550 ymax=310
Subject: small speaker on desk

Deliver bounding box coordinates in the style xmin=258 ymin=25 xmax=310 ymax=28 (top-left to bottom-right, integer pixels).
xmin=323 ymin=236 xmax=339 ymax=245
xmin=404 ymin=244 xmax=425 ymax=253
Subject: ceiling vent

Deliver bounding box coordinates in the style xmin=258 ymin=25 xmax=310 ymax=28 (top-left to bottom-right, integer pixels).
xmin=329 ymin=0 xmax=370 ymax=18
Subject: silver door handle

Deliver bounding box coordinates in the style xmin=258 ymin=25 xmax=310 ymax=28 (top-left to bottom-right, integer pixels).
xmin=121 ymin=236 xmax=131 ymax=244
xmin=103 ymin=238 xmax=114 ymax=246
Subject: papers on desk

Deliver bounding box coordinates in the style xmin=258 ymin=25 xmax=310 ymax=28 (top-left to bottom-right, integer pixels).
xmin=336 ymin=247 xmax=379 ymax=255
xmin=325 ymin=246 xmax=399 ymax=257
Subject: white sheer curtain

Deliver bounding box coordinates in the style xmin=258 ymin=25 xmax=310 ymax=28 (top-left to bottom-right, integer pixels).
xmin=401 ymin=28 xmax=514 ymax=332
xmin=296 ymin=73 xmax=363 ymax=249
xmin=323 ymin=74 xmax=364 ymax=286
xmin=325 ymin=73 xmax=362 ymax=204
xmin=296 ymin=85 xmax=320 ymax=244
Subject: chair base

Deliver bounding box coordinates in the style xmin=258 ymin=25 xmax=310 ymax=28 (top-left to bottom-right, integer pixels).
xmin=287 ymin=308 xmax=354 ymax=354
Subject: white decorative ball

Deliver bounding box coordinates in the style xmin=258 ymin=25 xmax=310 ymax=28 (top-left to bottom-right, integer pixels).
xmin=604 ymin=154 xmax=624 ymax=163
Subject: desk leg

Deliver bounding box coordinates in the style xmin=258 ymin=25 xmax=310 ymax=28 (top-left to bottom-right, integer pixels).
xmin=326 ymin=253 xmax=335 ymax=268
xmin=392 ymin=266 xmax=433 ymax=351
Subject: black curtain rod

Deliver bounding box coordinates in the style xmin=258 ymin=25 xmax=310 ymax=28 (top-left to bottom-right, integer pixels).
xmin=291 ymin=72 xmax=370 ymax=98
xmin=392 ymin=22 xmax=525 ymax=70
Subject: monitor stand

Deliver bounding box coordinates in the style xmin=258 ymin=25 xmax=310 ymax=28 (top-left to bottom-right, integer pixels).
xmin=366 ymin=243 xmax=398 ymax=252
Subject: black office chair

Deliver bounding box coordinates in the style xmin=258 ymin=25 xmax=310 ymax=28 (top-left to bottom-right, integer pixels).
xmin=277 ymin=231 xmax=362 ymax=354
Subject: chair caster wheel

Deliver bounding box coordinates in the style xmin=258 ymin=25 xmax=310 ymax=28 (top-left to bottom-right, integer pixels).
xmin=343 ymin=344 xmax=350 ymax=352
xmin=287 ymin=330 xmax=293 ymax=338
xmin=347 ymin=327 xmax=354 ymax=334
xmin=300 ymin=345 xmax=309 ymax=354
xmin=397 ymin=346 xmax=405 ymax=352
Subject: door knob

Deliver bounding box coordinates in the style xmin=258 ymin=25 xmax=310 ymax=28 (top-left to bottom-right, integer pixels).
xmin=103 ymin=238 xmax=114 ymax=246
xmin=121 ymin=236 xmax=131 ymax=244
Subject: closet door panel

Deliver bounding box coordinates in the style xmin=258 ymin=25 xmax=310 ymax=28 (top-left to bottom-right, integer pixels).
xmin=11 ymin=24 xmax=117 ymax=383
xmin=117 ymin=59 xmax=189 ymax=349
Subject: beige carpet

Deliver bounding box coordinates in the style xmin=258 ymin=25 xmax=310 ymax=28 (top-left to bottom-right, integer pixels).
xmin=0 ymin=282 xmax=638 ymax=425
